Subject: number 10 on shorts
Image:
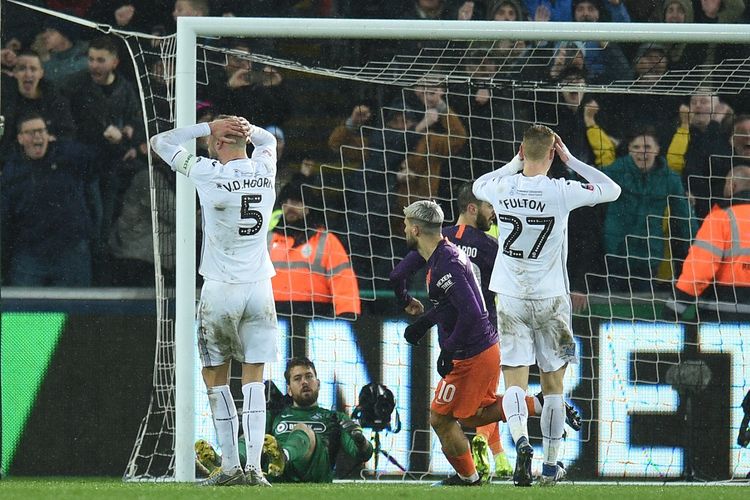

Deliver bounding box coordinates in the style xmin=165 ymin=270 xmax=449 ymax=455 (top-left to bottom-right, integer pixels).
xmin=436 ymin=380 xmax=456 ymax=404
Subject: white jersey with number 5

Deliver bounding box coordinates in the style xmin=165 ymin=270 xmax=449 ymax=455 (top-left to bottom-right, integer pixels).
xmin=474 ymin=170 xmax=614 ymax=299
xmin=150 ymin=123 xmax=277 ymax=283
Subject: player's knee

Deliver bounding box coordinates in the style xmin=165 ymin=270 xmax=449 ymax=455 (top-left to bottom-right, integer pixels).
xmin=540 ymin=366 xmax=566 ymax=394
xmin=292 ymin=423 xmax=316 ymax=446
xmin=201 ymin=363 xmax=230 ymax=387
xmin=429 ymin=410 xmax=453 ymax=432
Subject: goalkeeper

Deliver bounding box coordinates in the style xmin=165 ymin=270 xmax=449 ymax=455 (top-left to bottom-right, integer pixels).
xmin=197 ymin=357 xmax=373 ymax=483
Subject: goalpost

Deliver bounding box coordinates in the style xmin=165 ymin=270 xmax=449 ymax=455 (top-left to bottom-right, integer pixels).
xmin=169 ymin=17 xmax=749 ymax=483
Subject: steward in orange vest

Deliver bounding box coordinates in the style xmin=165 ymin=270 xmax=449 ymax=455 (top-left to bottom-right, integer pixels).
xmin=670 ymin=166 xmax=750 ymax=321
xmin=270 ymin=179 xmax=360 ymax=318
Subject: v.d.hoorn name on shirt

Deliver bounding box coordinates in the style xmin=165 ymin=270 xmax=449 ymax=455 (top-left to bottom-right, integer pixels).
xmin=220 ymin=177 xmax=274 ymax=192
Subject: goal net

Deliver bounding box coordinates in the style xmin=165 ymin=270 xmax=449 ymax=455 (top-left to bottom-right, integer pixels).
xmin=10 ymin=2 xmax=749 ymax=482
xmin=127 ymin=20 xmax=750 ymax=482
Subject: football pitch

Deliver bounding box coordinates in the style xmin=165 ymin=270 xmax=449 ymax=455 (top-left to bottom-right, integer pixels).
xmin=1 ymin=478 xmax=749 ymax=499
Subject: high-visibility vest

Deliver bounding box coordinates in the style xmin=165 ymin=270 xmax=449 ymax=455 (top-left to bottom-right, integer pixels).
xmin=676 ymin=199 xmax=750 ymax=300
xmin=270 ymin=228 xmax=361 ymax=316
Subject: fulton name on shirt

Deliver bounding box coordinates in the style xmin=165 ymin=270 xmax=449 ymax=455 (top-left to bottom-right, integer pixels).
xmin=499 ymin=197 xmax=546 ymax=213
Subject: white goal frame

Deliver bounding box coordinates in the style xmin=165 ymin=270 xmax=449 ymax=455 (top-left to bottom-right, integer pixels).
xmin=173 ymin=17 xmax=749 ymax=482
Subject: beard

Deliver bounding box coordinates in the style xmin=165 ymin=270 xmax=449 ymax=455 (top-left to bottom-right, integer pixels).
xmin=293 ymin=387 xmax=319 ymax=408
xmin=406 ymin=233 xmax=418 ymax=250
xmin=476 ymin=213 xmax=493 ymax=232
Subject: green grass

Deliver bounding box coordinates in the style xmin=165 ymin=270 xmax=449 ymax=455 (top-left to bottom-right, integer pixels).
xmin=0 ymin=478 xmax=749 ymax=499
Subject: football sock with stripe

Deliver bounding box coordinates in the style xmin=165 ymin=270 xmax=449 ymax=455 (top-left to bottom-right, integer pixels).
xmin=503 ymin=386 xmax=529 ymax=445
xmin=207 ymin=385 xmax=241 ymax=471
xmin=541 ymin=393 xmax=565 ymax=468
xmin=242 ymin=382 xmax=266 ymax=472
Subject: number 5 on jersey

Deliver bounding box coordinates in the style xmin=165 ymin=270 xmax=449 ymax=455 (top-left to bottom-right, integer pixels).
xmin=240 ymin=194 xmax=264 ymax=236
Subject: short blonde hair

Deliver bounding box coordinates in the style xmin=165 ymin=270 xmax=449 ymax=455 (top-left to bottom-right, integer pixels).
xmin=522 ymin=125 xmax=555 ymax=161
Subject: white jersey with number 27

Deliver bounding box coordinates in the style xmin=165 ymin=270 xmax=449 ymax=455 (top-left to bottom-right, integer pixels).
xmin=473 ymin=155 xmax=620 ymax=299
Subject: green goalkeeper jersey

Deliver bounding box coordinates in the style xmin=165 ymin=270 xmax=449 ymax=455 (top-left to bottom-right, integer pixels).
xmin=266 ymin=404 xmax=369 ymax=482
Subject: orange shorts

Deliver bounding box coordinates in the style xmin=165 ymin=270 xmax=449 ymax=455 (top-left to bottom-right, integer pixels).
xmin=430 ymin=343 xmax=501 ymax=419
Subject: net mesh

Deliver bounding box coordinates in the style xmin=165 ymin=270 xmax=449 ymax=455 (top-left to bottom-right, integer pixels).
xmin=129 ymin=33 xmax=750 ymax=480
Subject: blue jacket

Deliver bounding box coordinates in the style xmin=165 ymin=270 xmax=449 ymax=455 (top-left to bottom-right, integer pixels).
xmin=2 ymin=140 xmax=98 ymax=258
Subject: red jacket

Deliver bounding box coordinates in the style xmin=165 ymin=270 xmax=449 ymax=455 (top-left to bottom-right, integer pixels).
xmin=270 ymin=228 xmax=361 ymax=316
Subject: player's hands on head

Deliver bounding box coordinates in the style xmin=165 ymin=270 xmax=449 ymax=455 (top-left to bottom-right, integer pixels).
xmin=554 ymin=133 xmax=572 ymax=163
xmin=437 ymin=350 xmax=454 ymax=378
xmin=209 ymin=116 xmax=250 ymax=144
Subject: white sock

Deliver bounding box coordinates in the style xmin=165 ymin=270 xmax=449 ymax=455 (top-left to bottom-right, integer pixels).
xmin=502 ymin=386 xmax=529 ymax=445
xmin=242 ymin=382 xmax=266 ymax=472
xmin=541 ymin=393 xmax=565 ymax=467
xmin=207 ymin=385 xmax=241 ymax=470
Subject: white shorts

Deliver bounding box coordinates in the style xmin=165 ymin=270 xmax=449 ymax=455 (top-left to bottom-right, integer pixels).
xmin=496 ymin=294 xmax=577 ymax=373
xmin=197 ymin=278 xmax=280 ymax=367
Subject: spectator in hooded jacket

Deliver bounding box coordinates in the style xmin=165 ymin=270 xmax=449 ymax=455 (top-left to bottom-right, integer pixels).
xmin=599 ymin=127 xmax=695 ymax=291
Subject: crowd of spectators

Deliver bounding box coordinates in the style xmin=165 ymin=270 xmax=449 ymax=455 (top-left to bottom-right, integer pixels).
xmin=1 ymin=0 xmax=748 ymax=307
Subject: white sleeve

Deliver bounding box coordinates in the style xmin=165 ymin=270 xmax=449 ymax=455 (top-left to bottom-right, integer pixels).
xmin=560 ymin=155 xmax=622 ymax=211
xmin=249 ymin=125 xmax=277 ymax=167
xmin=472 ymin=154 xmax=523 ymax=202
xmin=565 ymin=155 xmax=621 ymax=203
xmin=149 ymin=123 xmax=211 ymax=176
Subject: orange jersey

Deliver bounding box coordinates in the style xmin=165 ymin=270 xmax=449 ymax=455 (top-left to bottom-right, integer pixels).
xmin=677 ymin=200 xmax=750 ymax=298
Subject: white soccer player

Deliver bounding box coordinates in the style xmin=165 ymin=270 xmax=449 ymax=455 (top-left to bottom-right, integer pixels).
xmin=150 ymin=115 xmax=279 ymax=486
xmin=472 ymin=125 xmax=621 ymax=486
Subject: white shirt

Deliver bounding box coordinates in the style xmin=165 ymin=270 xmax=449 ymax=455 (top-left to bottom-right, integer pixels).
xmin=473 ymin=154 xmax=621 ymax=299
xmin=150 ymin=123 xmax=278 ymax=283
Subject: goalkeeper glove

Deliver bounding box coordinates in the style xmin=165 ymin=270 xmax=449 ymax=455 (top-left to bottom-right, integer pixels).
xmin=342 ymin=419 xmax=373 ymax=461
xmin=404 ymin=315 xmax=432 ymax=346
xmin=437 ymin=349 xmax=454 ymax=378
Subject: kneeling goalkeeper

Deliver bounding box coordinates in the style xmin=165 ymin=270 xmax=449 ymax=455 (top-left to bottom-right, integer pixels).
xmin=197 ymin=356 xmax=373 ymax=483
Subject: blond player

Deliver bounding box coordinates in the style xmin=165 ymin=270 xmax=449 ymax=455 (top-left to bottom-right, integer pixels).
xmin=473 ymin=126 xmax=621 ymax=486
xmin=151 ymin=116 xmax=279 ymax=486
